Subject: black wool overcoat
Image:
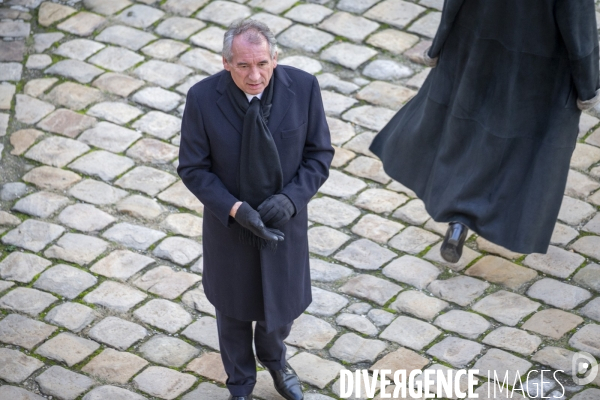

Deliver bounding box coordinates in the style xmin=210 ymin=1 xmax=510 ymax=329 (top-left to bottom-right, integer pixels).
xmin=370 ymin=0 xmax=599 ymax=254
xmin=178 ymin=65 xmax=333 ymax=332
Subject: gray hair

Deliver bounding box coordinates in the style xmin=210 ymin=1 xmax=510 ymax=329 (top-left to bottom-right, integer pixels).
xmin=223 ymin=19 xmax=278 ymax=63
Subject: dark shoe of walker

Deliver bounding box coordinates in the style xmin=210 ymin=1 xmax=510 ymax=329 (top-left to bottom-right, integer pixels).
xmin=261 ymin=362 xmax=303 ymax=400
xmin=440 ymin=222 xmax=468 ymax=263
xmin=228 ymin=395 xmax=253 ymax=400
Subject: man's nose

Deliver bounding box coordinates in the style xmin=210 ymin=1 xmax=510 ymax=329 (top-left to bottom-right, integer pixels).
xmin=248 ymin=66 xmax=260 ymax=81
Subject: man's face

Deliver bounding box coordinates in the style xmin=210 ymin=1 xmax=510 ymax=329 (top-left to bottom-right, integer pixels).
xmin=223 ymin=33 xmax=277 ymax=95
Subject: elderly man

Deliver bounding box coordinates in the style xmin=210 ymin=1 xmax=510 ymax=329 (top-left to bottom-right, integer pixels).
xmin=178 ymin=19 xmax=333 ymax=400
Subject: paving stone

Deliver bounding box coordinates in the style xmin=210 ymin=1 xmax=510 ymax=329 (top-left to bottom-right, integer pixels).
xmin=0 ymin=314 xmax=57 ymax=349
xmin=427 ymin=275 xmax=489 ymax=307
xmin=126 ymin=138 xmax=178 ymax=164
xmin=189 ymin=26 xmax=224 ymax=53
xmin=248 ymin=0 xmax=297 ymax=14
xmin=278 ymin=25 xmax=334 ymax=53
xmin=288 ymin=352 xmax=342 ymax=389
xmin=179 ymin=48 xmax=223 ymax=75
xmin=103 ymin=222 xmax=166 ymax=251
xmin=318 ymin=75 xmax=359 ymax=96
xmin=569 ymin=323 xmax=600 ymax=357
xmin=132 ymin=111 xmax=181 ymax=140
xmin=558 ymin=195 xmax=596 ymax=225
xmin=308 ymin=197 xmax=360 ymax=228
xmin=68 ymin=150 xmax=134 ymax=182
xmin=142 ymin=38 xmax=189 ymax=60
xmin=390 ymin=290 xmax=448 ymax=321
xmin=161 ymin=213 xmax=203 ymax=237
xmin=0 ymin=183 xmax=30 ymax=202
xmin=345 ymin=302 xmax=373 ymax=315
xmin=251 ymin=12 xmax=292 ymax=35
xmin=36 ymin=366 xmax=94 ymax=400
xmin=115 ymin=167 xmax=177 ymax=197
xmin=319 ymin=169 xmax=365 ymax=198
xmin=139 ymin=335 xmax=199 ymax=367
xmin=306 ymin=286 xmax=349 ymax=317
xmin=331 ymin=146 xmax=357 ymax=168
xmin=583 ymin=214 xmax=600 ymax=235
xmin=337 ymin=313 xmax=378 ymax=336
xmin=156 ymin=16 xmax=205 ymax=40
xmin=365 ymin=0 xmax=426 ymax=29
xmin=93 ymin=72 xmax=145 ymax=97
xmin=15 ymin=94 xmax=54 ymax=124
xmin=134 ymin=60 xmax=192 ymax=89
xmin=308 ymin=226 xmax=351 ymax=256
xmin=342 ymin=106 xmax=396 ymax=133
xmin=27 ymin=137 xmax=90 ymax=169
xmin=9 ymin=128 xmax=44 ymax=155
xmin=132 ymin=87 xmax=182 ymax=112
xmin=392 ymin=199 xmax=428 ymax=225
xmin=472 ymin=348 xmax=532 ymax=381
xmin=337 ymin=0 xmax=381 ymax=13
xmin=181 ymin=317 xmax=219 ymax=350
xmin=531 ymin=346 xmax=576 ymax=375
xmin=46 ymin=81 xmax=104 ymax=110
xmin=285 ymin=314 xmax=337 ymax=350
xmin=37 ymin=109 xmax=97 ymax=138
xmin=319 ymin=12 xmax=379 ymax=42
xmin=572 ymin=143 xmax=600 ymax=170
xmin=343 ymin=131 xmax=378 ymax=158
xmin=157 ymin=180 xmax=204 ymax=213
xmin=572 ymin=389 xmax=600 ymax=400
xmin=426 ymin=336 xmax=483 ymax=368
xmin=186 ymin=353 xmax=227 ymax=386
xmin=0 ymin=62 xmax=22 ymax=81
xmin=1 ymin=219 xmax=65 ymax=252
xmin=0 ymin=386 xmax=44 ymax=400
xmin=566 ymin=169 xmax=600 ymax=198
xmin=521 ymin=308 xmax=583 ymax=340
xmin=96 ymin=25 xmax=156 ymax=50
xmin=527 ymin=278 xmax=591 ymax=310
xmin=196 ymin=1 xmax=250 ymax=26
xmin=475 ymin=237 xmax=522 ymax=260
xmin=344 ymin=157 xmax=390 ymax=186
xmin=408 ymin=11 xmax=441 ymax=38
xmin=380 ymin=315 xmax=441 ymax=350
xmin=472 ymin=290 xmax=540 ymax=326
xmin=482 ymin=327 xmax=541 ymax=356
xmin=285 ymin=4 xmax=332 ymax=24
xmin=573 ymin=263 xmax=600 ymax=292
xmin=0 ymin=113 xmax=7 ymax=136
xmin=88 ymin=316 xmax=147 ymax=350
xmin=181 ymin=382 xmax=229 ymax=400
xmin=382 ymin=255 xmax=440 ymax=290
xmin=433 ymin=310 xmax=491 ymax=339
xmin=356 ymin=81 xmax=416 ymax=110
xmin=84 ymin=0 xmax=132 ymax=15
xmin=0 ymin=40 xmax=26 ymax=62
xmin=78 ymin=121 xmax=141 ymax=153
xmin=87 ymin=101 xmax=143 ymax=124
xmin=45 ymin=302 xmax=96 ymax=332
xmin=0 ymin=211 xmax=20 ymax=227
xmin=321 ymin=42 xmax=378 ymax=70
xmin=36 ymin=332 xmax=100 ymax=366
xmin=369 ymin=347 xmax=429 ymax=380
xmin=45 ymin=59 xmax=103 ymax=84
xmin=465 ymin=256 xmax=537 ymax=290
xmin=90 ymin=250 xmax=154 ymax=281
xmin=340 ymin=274 xmax=401 ymax=305
xmin=44 ymin=233 xmax=108 ymax=266
xmin=309 ymin=258 xmax=353 ymax=282
xmin=424 ymin=242 xmax=481 ymax=271
xmin=117 ymin=4 xmax=164 ymax=28
xmin=34 ymin=263 xmax=97 ymax=299
xmin=0 ymin=83 xmax=15 ymax=110
xmin=83 ymin=281 xmax=147 ymax=312
xmin=82 ymin=385 xmax=147 ymax=400
xmin=0 ymin=20 xmax=30 ymax=37
xmin=117 ymin=195 xmax=166 ymax=220
xmin=181 ymin=286 xmax=215 ymax=315
xmin=82 ymin=348 xmax=148 ymax=384
xmin=388 ymin=226 xmax=439 ymax=254
xmin=571 ymin=236 xmax=600 ymax=261
xmin=406 ymin=67 xmax=432 ymax=89
xmin=69 ymin=179 xmax=129 ymax=205
xmin=57 ymin=12 xmax=106 ymax=36
xmin=34 ymin=32 xmax=64 ymax=52
xmin=133 ymin=366 xmax=196 ymax=400
xmin=0 ymin=252 xmax=52 ymax=283
xmin=134 ymin=265 xmax=201 ymax=298
xmin=334 ymin=238 xmax=397 ymax=270
xmin=0 ymin=348 xmax=44 ymax=383
xmin=278 ymin=56 xmax=322 ymax=75
xmin=367 ymin=28 xmax=420 ymax=55
xmin=330 ymin=333 xmax=386 ymax=364
xmin=351 ymin=214 xmax=403 ymax=244
xmin=355 ymin=188 xmax=409 ymax=214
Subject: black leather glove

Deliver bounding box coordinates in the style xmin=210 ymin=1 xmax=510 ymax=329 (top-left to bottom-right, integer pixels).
xmin=257 ymin=194 xmax=295 ymax=229
xmin=235 ymin=202 xmax=284 ymax=242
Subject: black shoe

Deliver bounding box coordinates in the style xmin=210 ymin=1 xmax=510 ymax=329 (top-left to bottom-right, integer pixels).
xmin=228 ymin=395 xmax=252 ymax=400
xmin=261 ymin=362 xmax=303 ymax=400
xmin=440 ymin=222 xmax=468 ymax=263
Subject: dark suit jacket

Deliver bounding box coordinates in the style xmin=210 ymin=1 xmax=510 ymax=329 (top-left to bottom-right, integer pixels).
xmin=178 ymin=65 xmax=333 ymax=331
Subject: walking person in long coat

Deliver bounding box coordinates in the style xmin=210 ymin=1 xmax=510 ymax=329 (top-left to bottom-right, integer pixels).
xmin=370 ymin=0 xmax=600 ymax=261
xmin=178 ymin=19 xmax=333 ymax=400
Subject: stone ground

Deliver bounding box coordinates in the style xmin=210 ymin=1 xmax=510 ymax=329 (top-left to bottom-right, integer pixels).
xmin=1 ymin=0 xmax=600 ymax=399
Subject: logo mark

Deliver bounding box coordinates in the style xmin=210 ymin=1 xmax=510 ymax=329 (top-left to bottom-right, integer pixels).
xmin=572 ymin=352 xmax=598 ymax=385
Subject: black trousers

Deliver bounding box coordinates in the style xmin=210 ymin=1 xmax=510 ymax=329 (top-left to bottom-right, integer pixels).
xmin=216 ymin=310 xmax=293 ymax=397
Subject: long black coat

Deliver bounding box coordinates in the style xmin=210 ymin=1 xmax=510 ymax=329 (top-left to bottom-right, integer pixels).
xmin=370 ymin=0 xmax=599 ymax=253
xmin=178 ymin=66 xmax=333 ymax=331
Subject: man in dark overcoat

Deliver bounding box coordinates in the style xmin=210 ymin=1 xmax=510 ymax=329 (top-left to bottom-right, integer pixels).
xmin=177 ymin=19 xmax=333 ymax=400
xmin=370 ymin=0 xmax=600 ymax=255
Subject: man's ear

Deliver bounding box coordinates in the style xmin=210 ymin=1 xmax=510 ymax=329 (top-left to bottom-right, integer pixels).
xmin=223 ymin=56 xmax=231 ymax=71
xmin=272 ymin=51 xmax=278 ymax=68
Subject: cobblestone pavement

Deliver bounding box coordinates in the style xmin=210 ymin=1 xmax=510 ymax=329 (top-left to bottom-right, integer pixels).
xmin=1 ymin=0 xmax=600 ymax=399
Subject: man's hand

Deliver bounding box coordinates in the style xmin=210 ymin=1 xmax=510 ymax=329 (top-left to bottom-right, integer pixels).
xmin=235 ymin=202 xmax=285 ymax=242
xmin=257 ymin=194 xmax=295 ymax=229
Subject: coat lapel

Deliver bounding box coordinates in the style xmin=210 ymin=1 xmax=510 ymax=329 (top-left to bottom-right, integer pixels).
xmin=268 ymin=66 xmax=295 ymax=135
xmin=216 ymin=71 xmax=242 ymax=134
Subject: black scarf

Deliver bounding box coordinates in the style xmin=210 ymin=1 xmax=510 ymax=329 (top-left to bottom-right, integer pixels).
xmin=226 ymin=73 xmax=283 ymax=248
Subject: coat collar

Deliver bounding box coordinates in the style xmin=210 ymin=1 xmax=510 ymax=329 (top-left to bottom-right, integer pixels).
xmin=216 ymin=66 xmax=295 ymax=135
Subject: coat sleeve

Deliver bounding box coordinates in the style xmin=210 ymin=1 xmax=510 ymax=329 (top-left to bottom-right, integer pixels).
xmin=280 ymin=77 xmax=334 ymax=213
xmin=556 ymin=0 xmax=600 ymax=104
xmin=177 ymin=88 xmax=239 ymax=227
